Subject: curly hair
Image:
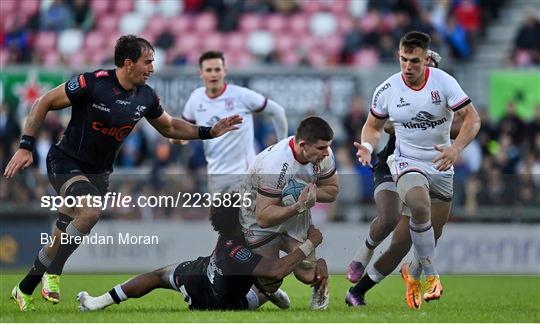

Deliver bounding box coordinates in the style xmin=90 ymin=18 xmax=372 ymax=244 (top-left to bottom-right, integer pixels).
xmin=209 ymin=205 xmax=242 ymax=238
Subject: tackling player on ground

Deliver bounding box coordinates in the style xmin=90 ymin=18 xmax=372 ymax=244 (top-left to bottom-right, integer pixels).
xmin=5 ymin=35 xmax=242 ymax=311
xmin=77 ymin=205 xmax=325 ymax=311
xmin=240 ymin=116 xmax=339 ymax=310
xmin=349 ymin=31 xmax=480 ymax=309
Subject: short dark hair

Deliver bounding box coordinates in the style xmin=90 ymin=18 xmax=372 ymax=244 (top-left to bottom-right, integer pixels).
xmin=199 ymin=50 xmax=225 ymax=68
xmin=295 ymin=116 xmax=334 ymax=144
xmin=209 ymin=205 xmax=242 ymax=238
xmin=399 ymin=31 xmax=431 ymax=53
xmin=114 ymin=35 xmax=154 ymax=67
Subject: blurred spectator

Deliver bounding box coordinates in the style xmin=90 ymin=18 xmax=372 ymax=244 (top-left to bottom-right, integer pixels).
xmin=4 ymin=17 xmax=32 ymax=63
xmin=270 ymin=0 xmax=298 ymax=15
xmin=498 ymin=101 xmax=527 ymax=146
xmin=512 ymin=10 xmax=540 ymax=66
xmin=343 ymin=95 xmax=367 ymax=143
xmin=41 ymin=0 xmax=73 ymax=32
xmin=155 ymin=30 xmax=175 ymax=51
xmin=204 ymin=0 xmax=243 ymax=32
xmin=68 ymin=0 xmax=94 ymax=32
xmin=243 ymin=0 xmax=273 ymax=14
xmin=340 ymin=18 xmax=363 ymax=64
xmin=0 ymin=103 xmax=21 ymax=171
xmin=444 ymin=15 xmax=471 ymax=60
xmin=453 ymin=0 xmax=481 ymax=39
xmin=183 ymin=0 xmax=205 ymax=14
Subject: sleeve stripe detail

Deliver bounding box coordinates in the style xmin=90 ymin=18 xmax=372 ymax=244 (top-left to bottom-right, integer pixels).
xmin=255 ymin=97 xmax=268 ymax=113
xmin=257 ymin=188 xmax=281 ymax=198
xmin=451 ymin=98 xmax=471 ymax=112
xmin=451 ymin=97 xmax=471 ymax=110
xmin=370 ymin=108 xmax=389 ymax=119
xmin=319 ymin=168 xmax=336 ymax=180
xmin=182 ymin=116 xmax=196 ymax=124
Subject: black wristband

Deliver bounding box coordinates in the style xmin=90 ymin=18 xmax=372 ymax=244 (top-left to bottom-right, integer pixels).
xmin=198 ymin=126 xmax=214 ymax=140
xmin=19 ymin=135 xmax=36 ymax=151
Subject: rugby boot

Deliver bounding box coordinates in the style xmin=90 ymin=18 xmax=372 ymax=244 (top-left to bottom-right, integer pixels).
xmin=423 ymin=275 xmax=443 ymax=302
xmin=400 ymin=263 xmax=422 ymax=310
xmin=345 ymin=289 xmax=366 ymax=307
xmin=267 ymin=288 xmax=290 ymax=309
xmin=11 ymin=284 xmax=36 ymax=311
xmin=41 ymin=272 xmax=60 ymax=304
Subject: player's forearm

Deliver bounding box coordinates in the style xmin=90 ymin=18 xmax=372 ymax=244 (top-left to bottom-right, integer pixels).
xmin=316 ymin=184 xmax=338 ymax=203
xmin=167 ymin=118 xmax=203 ymax=139
xmin=265 ymin=100 xmax=288 ymax=140
xmin=255 ymin=204 xmax=298 ymax=228
xmin=272 ymin=249 xmax=309 ymax=279
xmin=22 ymin=97 xmax=49 ymax=137
xmin=360 ymin=123 xmax=382 ymax=149
xmin=452 ymin=113 xmax=480 ymax=152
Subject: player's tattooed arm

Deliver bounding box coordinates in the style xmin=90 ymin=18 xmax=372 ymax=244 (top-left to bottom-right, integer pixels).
xmin=149 ymin=112 xmax=243 ymax=140
xmin=4 ymin=84 xmax=71 ymax=178
xmin=23 ymin=84 xmax=71 ymax=137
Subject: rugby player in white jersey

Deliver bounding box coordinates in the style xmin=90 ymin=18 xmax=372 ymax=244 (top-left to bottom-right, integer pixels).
xmin=240 ymin=116 xmax=339 ymax=310
xmin=351 ymin=31 xmax=480 ymax=309
xmin=179 ymin=51 xmax=288 ymax=193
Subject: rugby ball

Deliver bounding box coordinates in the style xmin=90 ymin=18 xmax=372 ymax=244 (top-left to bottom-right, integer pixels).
xmin=281 ymin=178 xmax=306 ymax=207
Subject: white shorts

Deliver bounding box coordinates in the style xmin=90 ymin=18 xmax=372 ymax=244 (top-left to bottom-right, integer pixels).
xmin=388 ymin=154 xmax=453 ymax=202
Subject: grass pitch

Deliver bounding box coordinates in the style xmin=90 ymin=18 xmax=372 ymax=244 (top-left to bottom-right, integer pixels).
xmin=1 ymin=273 xmax=538 ymax=322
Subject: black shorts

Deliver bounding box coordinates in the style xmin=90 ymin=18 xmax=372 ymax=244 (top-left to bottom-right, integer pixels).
xmin=373 ymin=161 xmax=393 ymax=189
xmin=171 ymin=258 xmax=249 ymax=310
xmin=46 ymin=145 xmax=109 ymax=197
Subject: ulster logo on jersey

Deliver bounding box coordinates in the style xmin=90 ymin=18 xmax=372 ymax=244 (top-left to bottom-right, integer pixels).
xmin=431 ymin=90 xmax=442 ymax=105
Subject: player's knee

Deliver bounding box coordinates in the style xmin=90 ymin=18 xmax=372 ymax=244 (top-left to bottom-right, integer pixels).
xmin=408 ymin=203 xmax=430 ymax=219
xmin=379 ymin=213 xmax=401 ymax=234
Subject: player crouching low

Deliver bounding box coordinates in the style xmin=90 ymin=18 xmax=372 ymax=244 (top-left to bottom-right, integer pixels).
xmin=77 ymin=205 xmax=324 ymax=311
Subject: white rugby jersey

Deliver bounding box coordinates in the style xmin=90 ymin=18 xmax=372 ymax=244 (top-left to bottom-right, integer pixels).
xmin=240 ymin=136 xmax=336 ymax=242
xmin=370 ymin=67 xmax=471 ymax=162
xmin=182 ymin=84 xmax=267 ymax=175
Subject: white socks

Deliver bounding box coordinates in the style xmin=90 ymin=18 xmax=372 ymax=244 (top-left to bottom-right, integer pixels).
xmin=409 ymin=220 xmax=438 ymax=277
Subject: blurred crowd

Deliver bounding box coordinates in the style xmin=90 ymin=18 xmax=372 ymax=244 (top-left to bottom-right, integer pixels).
xmin=1 ymin=0 xmax=510 ymax=68
xmin=2 ymin=94 xmax=539 ymax=221
xmin=509 ymin=8 xmax=540 ymax=67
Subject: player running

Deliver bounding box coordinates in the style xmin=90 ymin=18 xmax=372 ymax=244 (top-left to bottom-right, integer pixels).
xmin=240 ymin=116 xmax=339 ymax=310
xmin=347 ymin=49 xmax=443 ymax=284
xmin=177 ymin=50 xmax=288 ymax=193
xmin=349 ymin=31 xmax=480 ymax=309
xmin=5 ymin=35 xmax=242 ymax=311
xmin=77 ymin=205 xmax=325 ymax=311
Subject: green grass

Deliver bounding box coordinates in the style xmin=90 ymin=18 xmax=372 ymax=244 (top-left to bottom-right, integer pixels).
xmin=1 ymin=273 xmax=539 ymax=322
